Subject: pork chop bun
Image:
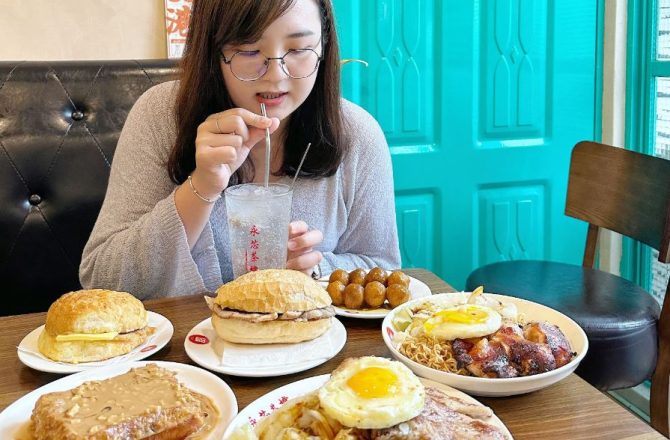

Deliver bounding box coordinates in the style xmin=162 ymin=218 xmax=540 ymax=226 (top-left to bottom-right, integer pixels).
xmin=206 ymin=269 xmax=335 ymax=344
xmin=37 ymin=289 xmax=155 ymax=363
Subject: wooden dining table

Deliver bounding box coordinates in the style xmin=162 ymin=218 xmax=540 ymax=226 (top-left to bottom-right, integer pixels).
xmin=0 ymin=269 xmax=663 ymax=439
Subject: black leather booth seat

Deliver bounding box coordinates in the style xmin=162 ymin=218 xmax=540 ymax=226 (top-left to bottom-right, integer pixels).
xmin=0 ymin=60 xmax=179 ymax=316
xmin=466 ymin=260 xmax=661 ymax=390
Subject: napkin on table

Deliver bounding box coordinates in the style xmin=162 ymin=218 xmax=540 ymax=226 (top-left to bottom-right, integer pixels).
xmin=219 ymin=326 xmax=337 ymax=369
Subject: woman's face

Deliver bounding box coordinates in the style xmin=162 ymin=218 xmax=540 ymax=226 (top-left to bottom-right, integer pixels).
xmin=220 ymin=0 xmax=322 ymax=122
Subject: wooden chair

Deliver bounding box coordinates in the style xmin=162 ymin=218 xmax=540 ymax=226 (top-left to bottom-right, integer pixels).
xmin=466 ymin=141 xmax=670 ymax=435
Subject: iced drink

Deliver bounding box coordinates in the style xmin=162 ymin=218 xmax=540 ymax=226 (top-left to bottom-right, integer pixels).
xmin=224 ymin=183 xmax=293 ymax=278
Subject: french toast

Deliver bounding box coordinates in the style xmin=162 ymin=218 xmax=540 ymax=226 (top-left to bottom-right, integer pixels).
xmin=30 ymin=364 xmax=218 ymax=440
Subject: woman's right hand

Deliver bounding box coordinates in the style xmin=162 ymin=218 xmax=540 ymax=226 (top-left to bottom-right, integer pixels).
xmin=189 ymin=108 xmax=280 ymax=198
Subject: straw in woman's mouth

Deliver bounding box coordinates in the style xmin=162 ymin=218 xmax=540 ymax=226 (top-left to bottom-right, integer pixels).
xmin=259 ymin=102 xmax=271 ymax=187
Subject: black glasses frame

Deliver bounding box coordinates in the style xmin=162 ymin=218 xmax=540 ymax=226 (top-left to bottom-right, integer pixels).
xmin=221 ymin=48 xmax=322 ymax=81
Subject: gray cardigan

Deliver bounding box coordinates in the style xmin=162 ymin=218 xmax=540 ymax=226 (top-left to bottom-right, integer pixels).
xmin=80 ymin=81 xmax=401 ymax=299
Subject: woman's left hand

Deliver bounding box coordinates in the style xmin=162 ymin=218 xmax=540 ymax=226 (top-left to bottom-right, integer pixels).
xmin=286 ymin=221 xmax=323 ymax=275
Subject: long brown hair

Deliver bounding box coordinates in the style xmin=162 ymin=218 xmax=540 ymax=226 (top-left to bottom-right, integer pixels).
xmin=168 ymin=0 xmax=346 ymax=185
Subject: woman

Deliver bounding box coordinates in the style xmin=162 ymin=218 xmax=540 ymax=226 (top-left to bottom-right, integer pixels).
xmin=80 ymin=0 xmax=400 ymax=299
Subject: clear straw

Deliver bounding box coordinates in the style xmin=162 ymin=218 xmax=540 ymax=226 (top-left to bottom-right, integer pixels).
xmin=291 ymin=142 xmax=312 ymax=190
xmin=259 ymin=103 xmax=271 ymax=188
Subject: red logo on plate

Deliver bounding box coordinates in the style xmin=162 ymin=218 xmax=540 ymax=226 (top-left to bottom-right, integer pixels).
xmin=140 ymin=344 xmax=157 ymax=353
xmin=188 ymin=334 xmax=209 ymax=345
xmin=386 ymin=327 xmax=395 ymax=338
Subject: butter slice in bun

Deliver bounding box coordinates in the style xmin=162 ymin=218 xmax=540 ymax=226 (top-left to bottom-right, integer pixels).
xmin=206 ymin=269 xmax=335 ymax=344
xmin=37 ymin=289 xmax=155 ymax=363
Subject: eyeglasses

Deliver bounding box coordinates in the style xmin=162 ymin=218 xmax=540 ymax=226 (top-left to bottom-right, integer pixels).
xmin=221 ymin=48 xmax=322 ymax=81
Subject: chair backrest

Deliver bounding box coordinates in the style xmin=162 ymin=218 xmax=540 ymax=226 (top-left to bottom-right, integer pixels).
xmin=0 ymin=60 xmax=179 ymax=316
xmin=566 ymin=140 xmax=670 ymax=436
xmin=566 ymin=141 xmax=670 ymax=266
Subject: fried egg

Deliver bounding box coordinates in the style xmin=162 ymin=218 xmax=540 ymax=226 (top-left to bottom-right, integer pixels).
xmin=422 ymin=304 xmax=502 ymax=340
xmin=318 ymin=357 xmax=425 ymax=429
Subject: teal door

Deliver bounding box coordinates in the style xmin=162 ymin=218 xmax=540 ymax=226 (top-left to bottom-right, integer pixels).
xmin=334 ymin=0 xmax=600 ymax=289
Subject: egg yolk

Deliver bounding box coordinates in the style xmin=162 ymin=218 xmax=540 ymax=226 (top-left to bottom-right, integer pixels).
xmin=346 ymin=367 xmax=398 ymax=399
xmin=423 ymin=306 xmax=490 ymax=332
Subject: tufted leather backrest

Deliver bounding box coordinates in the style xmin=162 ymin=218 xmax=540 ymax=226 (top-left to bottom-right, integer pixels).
xmin=0 ymin=60 xmax=179 ymax=316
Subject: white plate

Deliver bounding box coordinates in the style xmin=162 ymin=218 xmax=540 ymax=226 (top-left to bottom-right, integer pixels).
xmin=222 ymin=374 xmax=513 ymax=439
xmin=17 ymin=311 xmax=174 ymax=374
xmin=319 ymin=272 xmax=432 ymax=319
xmin=184 ymin=317 xmax=347 ymax=377
xmin=382 ymin=293 xmax=589 ymax=397
xmin=0 ymin=360 xmax=237 ymax=439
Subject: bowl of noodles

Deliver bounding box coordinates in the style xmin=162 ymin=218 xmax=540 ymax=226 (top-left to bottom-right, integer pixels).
xmin=381 ymin=290 xmax=588 ymax=396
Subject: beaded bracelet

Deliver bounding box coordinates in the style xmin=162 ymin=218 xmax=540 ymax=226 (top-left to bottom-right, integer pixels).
xmin=187 ymin=175 xmax=221 ymax=204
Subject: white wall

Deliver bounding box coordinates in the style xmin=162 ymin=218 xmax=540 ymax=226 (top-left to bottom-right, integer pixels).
xmin=0 ymin=0 xmax=167 ymax=61
xmin=599 ymin=0 xmax=628 ymax=275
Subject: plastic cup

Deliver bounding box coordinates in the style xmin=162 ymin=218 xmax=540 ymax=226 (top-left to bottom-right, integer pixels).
xmin=224 ymin=183 xmax=293 ymax=278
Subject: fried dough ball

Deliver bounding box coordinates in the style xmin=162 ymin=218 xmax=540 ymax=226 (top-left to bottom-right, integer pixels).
xmin=329 ymin=269 xmax=349 ymax=285
xmin=386 ymin=270 xmax=410 ymax=288
xmin=386 ymin=284 xmax=411 ymax=308
xmin=326 ymin=281 xmax=346 ymax=306
xmin=364 ymin=267 xmax=388 ymax=286
xmin=364 ymin=281 xmax=386 ymax=308
xmin=343 ymin=283 xmax=365 ymax=309
xmin=348 ymin=268 xmax=366 ymax=285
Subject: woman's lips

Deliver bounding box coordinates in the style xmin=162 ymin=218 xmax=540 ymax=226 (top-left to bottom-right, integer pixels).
xmin=256 ymin=92 xmax=287 ymax=107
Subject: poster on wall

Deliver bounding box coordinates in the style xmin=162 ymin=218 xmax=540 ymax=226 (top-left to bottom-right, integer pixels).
xmin=165 ymin=0 xmax=192 ymax=58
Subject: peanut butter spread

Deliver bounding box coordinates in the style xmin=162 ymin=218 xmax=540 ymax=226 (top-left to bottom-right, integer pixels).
xmin=29 ymin=364 xmax=219 ymax=440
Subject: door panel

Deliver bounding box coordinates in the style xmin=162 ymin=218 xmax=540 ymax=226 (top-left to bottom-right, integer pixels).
xmin=334 ymin=0 xmax=597 ymax=288
xmin=483 ymin=0 xmax=547 ymax=142
xmin=479 ymin=183 xmax=545 ymax=262
xmin=396 ymin=192 xmax=436 ymax=269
